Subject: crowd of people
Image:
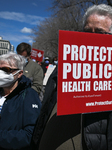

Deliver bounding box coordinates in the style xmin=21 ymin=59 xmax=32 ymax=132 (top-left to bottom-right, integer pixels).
xmin=0 ymin=3 xmax=112 ymax=150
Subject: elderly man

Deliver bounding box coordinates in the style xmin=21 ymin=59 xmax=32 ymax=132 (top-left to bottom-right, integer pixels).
xmin=31 ymin=4 xmax=112 ymax=150
xmin=83 ymin=4 xmax=112 ymax=34
xmin=82 ymin=4 xmax=112 ymax=150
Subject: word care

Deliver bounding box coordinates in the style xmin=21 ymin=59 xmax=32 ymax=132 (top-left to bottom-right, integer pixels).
xmin=62 ymin=44 xmax=112 ymax=93
xmin=62 ymin=81 xmax=112 ymax=92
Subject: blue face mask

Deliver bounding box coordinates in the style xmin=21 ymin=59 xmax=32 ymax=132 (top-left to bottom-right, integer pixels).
xmin=45 ymin=60 xmax=49 ymax=64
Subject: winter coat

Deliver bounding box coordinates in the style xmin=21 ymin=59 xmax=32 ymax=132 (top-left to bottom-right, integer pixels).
xmin=32 ymin=67 xmax=81 ymax=150
xmin=23 ymin=59 xmax=44 ymax=94
xmin=32 ymin=65 xmax=112 ymax=150
xmin=0 ymin=75 xmax=42 ymax=150
xmin=82 ymin=111 xmax=112 ymax=150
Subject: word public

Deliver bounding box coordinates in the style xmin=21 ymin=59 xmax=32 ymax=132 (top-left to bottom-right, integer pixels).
xmin=62 ymin=44 xmax=112 ymax=92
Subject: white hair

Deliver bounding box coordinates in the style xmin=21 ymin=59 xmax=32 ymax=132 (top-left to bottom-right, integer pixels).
xmin=83 ymin=4 xmax=112 ymax=32
xmin=0 ymin=52 xmax=26 ymax=70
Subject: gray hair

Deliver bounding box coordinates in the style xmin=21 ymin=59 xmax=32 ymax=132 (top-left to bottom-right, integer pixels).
xmin=83 ymin=4 xmax=112 ymax=32
xmin=0 ymin=52 xmax=26 ymax=70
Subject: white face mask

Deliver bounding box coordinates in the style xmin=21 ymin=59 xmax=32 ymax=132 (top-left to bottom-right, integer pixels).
xmin=0 ymin=70 xmax=20 ymax=87
xmin=54 ymin=61 xmax=58 ymax=64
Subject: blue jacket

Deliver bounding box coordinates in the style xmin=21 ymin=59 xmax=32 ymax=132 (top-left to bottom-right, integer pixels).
xmin=0 ymin=75 xmax=42 ymax=150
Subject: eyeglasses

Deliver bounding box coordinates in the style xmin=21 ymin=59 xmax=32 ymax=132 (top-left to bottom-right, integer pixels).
xmin=0 ymin=67 xmax=19 ymax=73
xmin=85 ymin=31 xmax=112 ymax=35
xmin=84 ymin=29 xmax=112 ymax=35
xmin=100 ymin=31 xmax=112 ymax=35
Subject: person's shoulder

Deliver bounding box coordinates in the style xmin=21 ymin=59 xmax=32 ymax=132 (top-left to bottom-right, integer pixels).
xmin=26 ymin=86 xmax=38 ymax=93
xmin=29 ymin=59 xmax=37 ymax=64
xmin=30 ymin=60 xmax=41 ymax=67
xmin=25 ymin=87 xmax=41 ymax=102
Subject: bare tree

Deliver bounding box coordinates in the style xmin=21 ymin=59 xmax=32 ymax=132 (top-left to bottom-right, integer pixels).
xmin=32 ymin=17 xmax=59 ymax=58
xmin=31 ymin=0 xmax=110 ymax=58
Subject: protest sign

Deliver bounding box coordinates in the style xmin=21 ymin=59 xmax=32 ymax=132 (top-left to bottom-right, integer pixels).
xmin=31 ymin=48 xmax=44 ymax=62
xmin=57 ymin=30 xmax=112 ymax=115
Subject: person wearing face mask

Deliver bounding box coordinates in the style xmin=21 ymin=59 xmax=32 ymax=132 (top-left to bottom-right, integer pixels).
xmin=53 ymin=56 xmax=58 ymax=65
xmin=44 ymin=57 xmax=50 ymax=65
xmin=16 ymin=42 xmax=44 ymax=96
xmin=0 ymin=52 xmax=41 ymax=150
xmin=44 ymin=57 xmax=50 ymax=70
xmin=40 ymin=57 xmax=50 ymax=76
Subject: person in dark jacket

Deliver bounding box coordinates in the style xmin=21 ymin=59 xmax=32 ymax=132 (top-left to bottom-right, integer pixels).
xmin=82 ymin=4 xmax=112 ymax=150
xmin=32 ymin=66 xmax=81 ymax=150
xmin=0 ymin=52 xmax=41 ymax=150
xmin=16 ymin=42 xmax=44 ymax=95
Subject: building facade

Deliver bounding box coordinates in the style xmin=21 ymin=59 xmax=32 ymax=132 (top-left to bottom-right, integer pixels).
xmin=0 ymin=36 xmax=14 ymax=55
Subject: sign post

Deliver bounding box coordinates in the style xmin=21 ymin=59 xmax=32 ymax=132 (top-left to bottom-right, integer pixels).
xmin=57 ymin=30 xmax=112 ymax=115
